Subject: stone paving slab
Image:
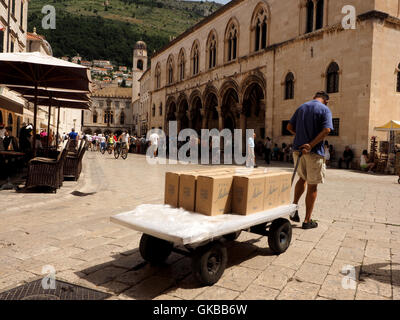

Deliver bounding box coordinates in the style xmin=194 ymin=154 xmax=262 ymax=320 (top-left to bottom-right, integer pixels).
xmin=0 ymin=153 xmax=399 ymax=300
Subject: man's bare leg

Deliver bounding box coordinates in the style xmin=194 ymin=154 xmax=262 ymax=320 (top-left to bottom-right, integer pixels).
xmin=290 ymin=178 xmax=306 ymax=222
xmin=305 ymin=184 xmax=318 ymax=223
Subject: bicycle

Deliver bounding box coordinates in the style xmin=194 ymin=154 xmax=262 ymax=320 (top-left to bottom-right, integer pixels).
xmin=106 ymin=142 xmax=114 ymax=155
xmin=100 ymin=142 xmax=107 ymax=154
xmin=114 ymin=142 xmax=128 ymax=160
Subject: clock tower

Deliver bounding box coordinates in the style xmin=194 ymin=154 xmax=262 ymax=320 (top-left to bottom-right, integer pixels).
xmin=132 ymin=41 xmax=148 ymax=102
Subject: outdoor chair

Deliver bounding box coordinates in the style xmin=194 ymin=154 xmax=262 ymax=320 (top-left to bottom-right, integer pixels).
xmin=68 ymin=139 xmax=84 ymax=157
xmin=64 ymin=141 xmax=88 ymax=181
xmin=25 ymin=141 xmax=70 ymax=192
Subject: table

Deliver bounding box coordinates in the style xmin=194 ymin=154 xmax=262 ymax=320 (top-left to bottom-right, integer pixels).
xmin=0 ymin=151 xmax=26 ymax=190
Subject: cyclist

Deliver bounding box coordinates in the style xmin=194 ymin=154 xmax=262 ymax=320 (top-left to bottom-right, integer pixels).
xmin=100 ymin=134 xmax=106 ymax=152
xmin=118 ymin=131 xmax=129 ymax=151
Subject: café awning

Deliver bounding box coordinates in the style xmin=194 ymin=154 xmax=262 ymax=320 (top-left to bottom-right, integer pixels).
xmin=375 ymin=120 xmax=400 ymax=131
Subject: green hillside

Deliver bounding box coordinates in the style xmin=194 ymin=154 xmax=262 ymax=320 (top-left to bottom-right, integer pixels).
xmin=28 ymin=0 xmax=222 ymax=66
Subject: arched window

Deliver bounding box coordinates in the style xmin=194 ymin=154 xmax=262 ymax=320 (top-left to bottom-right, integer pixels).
xmin=104 ymin=109 xmax=113 ymax=124
xmin=0 ymin=110 xmax=3 ymax=125
xmin=8 ymin=113 xmax=13 ymax=126
xmin=93 ymin=111 xmax=98 ymax=123
xmin=152 ymin=104 xmax=156 ymax=117
xmin=326 ymin=62 xmax=340 ymax=94
xmin=397 ymin=63 xmax=400 ymax=93
xmin=159 ymin=103 xmax=163 ymax=116
xmin=167 ymin=55 xmax=174 ymax=84
xmin=226 ymin=20 xmax=238 ymax=62
xmin=120 ymin=112 xmax=125 ymax=125
xmin=178 ymin=49 xmax=186 ymax=81
xmin=285 ymin=72 xmax=295 ymax=100
xmin=137 ymin=59 xmax=143 ymax=71
xmin=253 ymin=7 xmax=268 ymax=52
xmin=155 ymin=63 xmax=161 ymax=89
xmin=191 ymin=42 xmax=200 ymax=76
xmin=207 ymin=31 xmax=217 ymax=69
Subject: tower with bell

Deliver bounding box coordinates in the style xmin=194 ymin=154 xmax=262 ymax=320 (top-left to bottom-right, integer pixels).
xmin=132 ymin=41 xmax=148 ymax=102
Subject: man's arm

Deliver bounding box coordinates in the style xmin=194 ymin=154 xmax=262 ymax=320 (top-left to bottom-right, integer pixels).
xmin=287 ymin=123 xmax=296 ymax=135
xmin=300 ymin=128 xmax=331 ymax=154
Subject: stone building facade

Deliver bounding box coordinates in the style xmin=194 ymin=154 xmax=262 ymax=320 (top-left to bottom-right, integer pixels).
xmin=82 ymin=87 xmax=133 ymax=135
xmin=147 ymin=0 xmax=400 ymax=159
xmin=0 ymin=0 xmax=29 ymax=137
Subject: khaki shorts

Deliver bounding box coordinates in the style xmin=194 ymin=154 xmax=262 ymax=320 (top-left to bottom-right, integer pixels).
xmin=293 ymin=152 xmax=326 ymax=185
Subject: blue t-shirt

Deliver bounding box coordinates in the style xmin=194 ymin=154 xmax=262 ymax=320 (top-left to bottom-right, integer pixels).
xmin=289 ymin=100 xmax=333 ymax=157
xmin=69 ymin=131 xmax=78 ymax=140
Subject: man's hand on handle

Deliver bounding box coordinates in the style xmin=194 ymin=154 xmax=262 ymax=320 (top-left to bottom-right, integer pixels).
xmin=299 ymin=144 xmax=312 ymax=155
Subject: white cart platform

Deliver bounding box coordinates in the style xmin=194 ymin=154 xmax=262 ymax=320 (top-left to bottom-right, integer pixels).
xmin=111 ymin=204 xmax=298 ymax=246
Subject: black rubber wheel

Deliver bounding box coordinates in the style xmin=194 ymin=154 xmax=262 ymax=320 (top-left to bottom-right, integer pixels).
xmin=114 ymin=147 xmax=120 ymax=159
xmin=192 ymin=242 xmax=227 ymax=286
xmin=107 ymin=147 xmax=113 ymax=155
xmin=139 ymin=234 xmax=173 ymax=265
xmin=100 ymin=147 xmax=105 ymax=155
xmin=398 ymin=177 xmax=400 ymax=184
xmin=268 ymin=218 xmax=292 ymax=255
xmin=223 ymin=231 xmax=241 ymax=241
xmin=121 ymin=148 xmax=128 ymax=160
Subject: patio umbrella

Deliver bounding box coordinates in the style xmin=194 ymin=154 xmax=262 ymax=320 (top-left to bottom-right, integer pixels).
xmin=23 ymin=96 xmax=91 ymax=147
xmin=374 ymin=120 xmax=400 ymax=155
xmin=0 ymin=52 xmax=92 ymax=154
xmin=374 ymin=120 xmax=400 ymax=131
xmin=7 ymin=85 xmax=91 ymax=101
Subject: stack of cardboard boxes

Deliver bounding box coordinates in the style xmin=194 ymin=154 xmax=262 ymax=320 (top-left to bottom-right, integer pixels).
xmin=165 ymin=168 xmax=292 ymax=216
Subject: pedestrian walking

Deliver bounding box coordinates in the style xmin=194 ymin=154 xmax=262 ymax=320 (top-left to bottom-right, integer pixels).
xmin=246 ymin=132 xmax=257 ymax=168
xmin=264 ymin=137 xmax=272 ymax=164
xmin=287 ymin=91 xmax=333 ymax=230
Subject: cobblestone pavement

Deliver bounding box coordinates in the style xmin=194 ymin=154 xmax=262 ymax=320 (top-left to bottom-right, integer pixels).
xmin=0 ymin=151 xmax=399 ymax=300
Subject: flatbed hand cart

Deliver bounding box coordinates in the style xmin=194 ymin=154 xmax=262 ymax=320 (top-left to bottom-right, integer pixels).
xmin=111 ymin=203 xmax=298 ymax=286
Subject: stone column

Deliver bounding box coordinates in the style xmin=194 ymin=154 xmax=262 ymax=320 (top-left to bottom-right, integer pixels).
xmin=201 ymin=109 xmax=207 ymax=129
xmin=216 ymin=106 xmax=223 ymax=131
xmin=175 ymin=112 xmax=181 ymax=133
xmin=313 ymin=0 xmax=317 ymax=32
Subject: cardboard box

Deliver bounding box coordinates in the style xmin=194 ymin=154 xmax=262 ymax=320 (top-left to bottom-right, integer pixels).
xmin=278 ymin=172 xmax=292 ymax=206
xmin=164 ymin=172 xmax=180 ymax=207
xmin=232 ymin=175 xmax=266 ymax=215
xmin=262 ymin=172 xmax=292 ymax=210
xmin=179 ymin=169 xmax=233 ymax=212
xmin=195 ymin=174 xmax=233 ymax=216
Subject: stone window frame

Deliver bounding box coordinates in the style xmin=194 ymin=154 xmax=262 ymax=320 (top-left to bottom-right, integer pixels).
xmin=120 ymin=111 xmax=125 ymax=125
xmin=155 ymin=63 xmax=161 ymax=89
xmin=159 ymin=103 xmax=163 ymax=116
xmin=93 ymin=110 xmax=98 ymax=123
xmin=167 ymin=54 xmax=174 ymax=85
xmin=251 ymin=4 xmax=269 ymax=52
xmin=284 ymin=72 xmax=295 ymax=100
xmin=303 ymin=0 xmax=328 ymax=34
xmin=178 ymin=48 xmax=186 ymax=81
xmin=326 ymin=61 xmax=340 ymax=94
xmin=191 ymin=40 xmax=200 ymax=76
xmin=206 ymin=29 xmax=218 ymax=70
xmin=225 ymin=17 xmax=239 ymax=62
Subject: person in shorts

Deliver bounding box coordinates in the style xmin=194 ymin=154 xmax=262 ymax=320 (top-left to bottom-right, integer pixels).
xmin=287 ymin=91 xmax=334 ymax=230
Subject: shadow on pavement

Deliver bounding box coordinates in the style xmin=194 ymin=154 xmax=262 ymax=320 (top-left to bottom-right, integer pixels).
xmin=75 ymin=237 xmax=275 ymax=300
